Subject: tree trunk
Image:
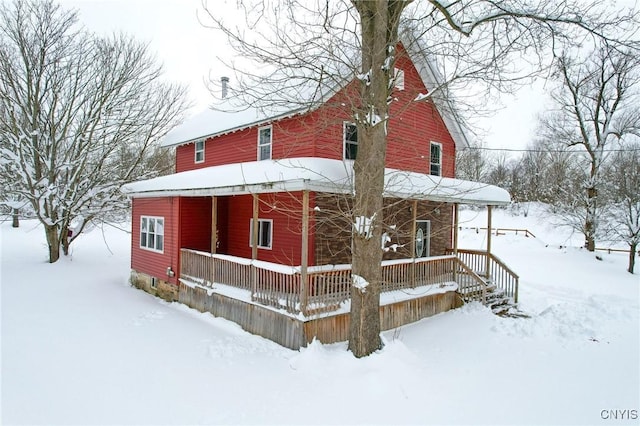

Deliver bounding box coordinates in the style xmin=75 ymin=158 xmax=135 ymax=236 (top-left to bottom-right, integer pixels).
xmin=62 ymin=231 xmax=70 ymax=256
xmin=12 ymin=208 xmax=19 ymax=228
xmin=44 ymin=224 xmax=60 ymax=263
xmin=585 ymin=186 xmax=597 ymax=252
xmin=348 ymin=0 xmax=409 ymax=358
xmin=629 ymin=243 xmax=637 ymax=274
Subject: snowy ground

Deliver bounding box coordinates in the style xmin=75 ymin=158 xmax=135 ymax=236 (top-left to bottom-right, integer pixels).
xmin=1 ymin=204 xmax=638 ymax=425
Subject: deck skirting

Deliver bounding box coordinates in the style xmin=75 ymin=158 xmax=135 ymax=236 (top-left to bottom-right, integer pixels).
xmin=176 ymin=281 xmax=461 ymax=349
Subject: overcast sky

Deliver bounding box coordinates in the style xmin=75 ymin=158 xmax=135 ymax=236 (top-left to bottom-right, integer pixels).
xmin=59 ymin=0 xmax=550 ymax=152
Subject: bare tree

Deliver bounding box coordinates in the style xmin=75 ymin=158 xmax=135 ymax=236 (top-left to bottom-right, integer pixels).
xmin=0 ymin=0 xmax=189 ymax=262
xmin=200 ymin=0 xmax=639 ymax=357
xmin=601 ymin=145 xmax=640 ymax=273
xmin=455 ymin=143 xmax=488 ymax=182
xmin=539 ymin=42 xmax=640 ymax=252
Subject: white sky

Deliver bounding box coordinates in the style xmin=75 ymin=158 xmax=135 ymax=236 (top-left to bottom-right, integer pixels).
xmin=60 ymin=0 xmax=551 ymax=151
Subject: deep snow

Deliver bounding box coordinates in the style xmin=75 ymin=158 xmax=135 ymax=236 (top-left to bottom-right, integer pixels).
xmin=1 ymin=204 xmax=638 ymax=425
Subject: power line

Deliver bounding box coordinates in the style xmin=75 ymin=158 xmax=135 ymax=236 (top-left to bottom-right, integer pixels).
xmin=466 ymin=146 xmax=640 ymax=153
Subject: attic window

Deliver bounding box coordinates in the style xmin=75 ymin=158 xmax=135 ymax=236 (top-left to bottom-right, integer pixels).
xmin=258 ymin=126 xmax=272 ymax=161
xmin=343 ymin=122 xmax=358 ymax=160
xmin=430 ymin=142 xmax=442 ymax=176
xmin=394 ymin=67 xmax=405 ymax=91
xmin=195 ymin=139 xmax=205 ymax=163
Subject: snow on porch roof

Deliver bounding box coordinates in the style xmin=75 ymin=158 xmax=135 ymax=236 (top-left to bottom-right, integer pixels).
xmin=122 ymin=158 xmax=510 ymax=206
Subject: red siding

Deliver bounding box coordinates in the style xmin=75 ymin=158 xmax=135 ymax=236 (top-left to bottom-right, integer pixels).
xmin=138 ymin=44 xmax=462 ymax=277
xmin=175 ymin=115 xmax=318 ymax=173
xmin=224 ymin=192 xmax=311 ymax=266
xmin=131 ymin=197 xmax=180 ymax=284
xmin=174 ymin=50 xmax=457 ymax=177
xmin=385 ymin=48 xmax=456 ymax=177
xmin=179 ymin=197 xmax=212 ymax=252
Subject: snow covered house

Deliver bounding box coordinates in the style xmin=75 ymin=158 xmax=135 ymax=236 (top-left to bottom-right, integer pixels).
xmin=122 ymin=44 xmax=517 ymax=349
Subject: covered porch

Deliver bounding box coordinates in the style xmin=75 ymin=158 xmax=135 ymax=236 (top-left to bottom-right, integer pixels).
xmin=124 ymin=158 xmax=517 ymax=348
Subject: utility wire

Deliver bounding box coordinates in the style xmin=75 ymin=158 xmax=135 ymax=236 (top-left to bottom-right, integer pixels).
xmin=465 ymin=146 xmax=640 ymax=153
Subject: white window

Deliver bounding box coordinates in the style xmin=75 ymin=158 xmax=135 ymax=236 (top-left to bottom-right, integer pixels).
xmin=393 ymin=67 xmax=405 ymax=91
xmin=140 ymin=216 xmax=164 ymax=252
xmin=343 ymin=122 xmax=358 ymax=160
xmin=195 ymin=139 xmax=205 ymax=163
xmin=415 ymin=220 xmax=431 ymax=258
xmin=150 ymin=277 xmax=158 ymax=289
xmin=258 ymin=126 xmax=272 ymax=161
xmin=430 ymin=142 xmax=442 ymax=176
xmin=249 ymin=218 xmax=273 ymax=249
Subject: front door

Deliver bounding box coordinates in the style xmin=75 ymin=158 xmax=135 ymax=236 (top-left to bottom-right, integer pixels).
xmin=415 ymin=220 xmax=431 ymax=258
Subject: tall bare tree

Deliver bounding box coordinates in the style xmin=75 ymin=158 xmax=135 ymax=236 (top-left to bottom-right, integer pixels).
xmin=539 ymin=42 xmax=640 ymax=252
xmin=201 ymin=0 xmax=638 ymax=357
xmin=0 ymin=0 xmax=189 ymax=262
xmin=602 ymin=145 xmax=640 ymax=274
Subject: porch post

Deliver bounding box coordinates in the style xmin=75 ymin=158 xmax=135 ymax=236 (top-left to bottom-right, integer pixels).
xmin=452 ymin=203 xmax=459 ymax=282
xmin=453 ymin=203 xmax=459 ymax=256
xmin=251 ymin=194 xmax=259 ymax=298
xmin=210 ymin=196 xmax=217 ymax=254
xmin=486 ymin=205 xmax=493 ymax=278
xmin=300 ymin=190 xmax=309 ymax=314
xmin=410 ymin=200 xmax=418 ymax=287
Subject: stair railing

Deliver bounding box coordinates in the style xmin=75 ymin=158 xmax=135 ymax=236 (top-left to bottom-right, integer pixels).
xmin=446 ymin=249 xmax=519 ymax=303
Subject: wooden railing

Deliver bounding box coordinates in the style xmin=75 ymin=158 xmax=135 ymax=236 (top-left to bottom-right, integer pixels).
xmin=179 ymin=249 xmax=485 ymax=315
xmin=446 ymin=248 xmax=519 ymax=303
xmin=460 ymin=226 xmax=536 ymax=238
xmin=595 ymin=247 xmax=640 ymax=256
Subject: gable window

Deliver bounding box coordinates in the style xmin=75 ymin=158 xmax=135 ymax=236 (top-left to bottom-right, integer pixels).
xmin=195 ymin=139 xmax=205 ymax=163
xmin=258 ymin=126 xmax=272 ymax=161
xmin=249 ymin=218 xmax=273 ymax=249
xmin=393 ymin=67 xmax=405 ymax=91
xmin=343 ymin=122 xmax=358 ymax=160
xmin=430 ymin=142 xmax=442 ymax=176
xmin=140 ymin=216 xmax=164 ymax=252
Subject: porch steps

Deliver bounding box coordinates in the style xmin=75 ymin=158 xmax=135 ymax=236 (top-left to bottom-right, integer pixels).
xmin=484 ymin=287 xmax=528 ymax=318
xmin=457 ymin=276 xmax=528 ymax=318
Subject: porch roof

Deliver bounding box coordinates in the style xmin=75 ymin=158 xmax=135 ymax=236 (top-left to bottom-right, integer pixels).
xmin=122 ymin=157 xmax=510 ymax=206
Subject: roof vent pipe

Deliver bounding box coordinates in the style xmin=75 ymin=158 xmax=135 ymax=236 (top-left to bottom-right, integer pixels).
xmin=221 ymin=76 xmax=229 ymax=99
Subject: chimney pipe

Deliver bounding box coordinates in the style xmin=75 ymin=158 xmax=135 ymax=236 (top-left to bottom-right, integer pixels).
xmin=221 ymin=76 xmax=229 ymax=99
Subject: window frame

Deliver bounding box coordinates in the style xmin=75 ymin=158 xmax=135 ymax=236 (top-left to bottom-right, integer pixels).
xmin=343 ymin=121 xmax=358 ymax=160
xmin=393 ymin=67 xmax=405 ymax=91
xmin=249 ymin=218 xmax=273 ymax=250
xmin=140 ymin=216 xmax=165 ymax=253
xmin=194 ymin=139 xmax=205 ymax=163
xmin=430 ymin=141 xmax=443 ymax=176
xmin=257 ymin=125 xmax=272 ymax=161
xmin=415 ymin=220 xmax=431 ymax=258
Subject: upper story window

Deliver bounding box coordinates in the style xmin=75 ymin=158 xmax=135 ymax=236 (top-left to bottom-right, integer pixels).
xmin=430 ymin=142 xmax=442 ymax=176
xmin=343 ymin=122 xmax=358 ymax=160
xmin=140 ymin=216 xmax=164 ymax=253
xmin=194 ymin=139 xmax=205 ymax=163
xmin=258 ymin=126 xmax=272 ymax=161
xmin=393 ymin=67 xmax=405 ymax=91
xmin=249 ymin=218 xmax=273 ymax=249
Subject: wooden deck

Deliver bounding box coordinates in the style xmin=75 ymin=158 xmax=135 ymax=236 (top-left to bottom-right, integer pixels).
xmin=171 ymin=249 xmax=516 ymax=348
xmin=178 ymin=280 xmax=461 ymax=349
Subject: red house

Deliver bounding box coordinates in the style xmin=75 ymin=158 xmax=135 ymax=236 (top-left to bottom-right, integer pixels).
xmin=123 ymin=44 xmax=517 ymax=349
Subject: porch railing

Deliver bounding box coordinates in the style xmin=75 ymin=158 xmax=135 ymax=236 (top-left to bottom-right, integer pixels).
xmin=179 ymin=249 xmax=486 ymax=316
xmin=446 ymin=248 xmax=519 ymax=303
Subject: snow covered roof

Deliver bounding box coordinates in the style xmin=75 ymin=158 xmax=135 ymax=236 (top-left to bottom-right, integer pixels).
xmin=122 ymin=157 xmax=510 ymax=205
xmin=161 ymin=104 xmax=304 ymax=148
xmin=161 ymin=44 xmax=470 ymax=149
